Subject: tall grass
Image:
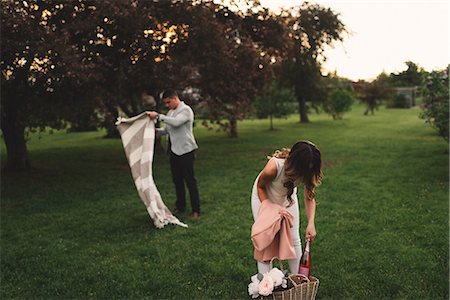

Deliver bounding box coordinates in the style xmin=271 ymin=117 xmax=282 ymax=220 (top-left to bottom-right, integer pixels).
xmin=1 ymin=104 xmax=448 ymax=299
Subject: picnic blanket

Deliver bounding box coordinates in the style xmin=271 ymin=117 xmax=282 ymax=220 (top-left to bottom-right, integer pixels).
xmin=115 ymin=112 xmax=188 ymax=228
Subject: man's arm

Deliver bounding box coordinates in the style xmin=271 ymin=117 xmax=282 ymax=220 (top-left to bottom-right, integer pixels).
xmin=147 ymin=109 xmax=192 ymax=128
xmin=158 ymin=109 xmax=191 ymax=128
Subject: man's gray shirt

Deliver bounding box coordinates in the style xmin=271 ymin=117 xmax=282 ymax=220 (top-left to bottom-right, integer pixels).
xmin=156 ymin=101 xmax=198 ymax=156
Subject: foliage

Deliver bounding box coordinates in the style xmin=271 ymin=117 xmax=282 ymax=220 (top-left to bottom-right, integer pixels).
xmin=1 ymin=0 xmax=188 ymax=167
xmin=282 ymin=2 xmax=347 ymax=123
xmin=191 ymin=2 xmax=291 ymax=137
xmin=0 ymin=0 xmax=291 ymax=168
xmin=1 ymin=0 xmax=351 ymax=170
xmin=323 ymin=88 xmax=353 ymax=120
xmin=1 ymin=1 xmax=99 ymax=129
xmin=374 ymin=71 xmax=393 ymax=87
xmin=386 ymin=93 xmax=410 ymax=109
xmin=1 ymin=0 xmax=102 ymax=169
xmin=1 ymin=105 xmax=448 ymax=299
xmin=419 ymin=69 xmax=449 ymax=141
xmin=253 ymin=82 xmax=296 ymax=130
xmin=389 ymin=61 xmax=424 ymax=87
xmin=321 ymin=73 xmax=353 ymax=114
xmin=369 ymin=61 xmax=425 ymax=91
xmin=354 ymin=80 xmax=392 ymax=115
xmin=323 ymin=72 xmax=354 ymax=91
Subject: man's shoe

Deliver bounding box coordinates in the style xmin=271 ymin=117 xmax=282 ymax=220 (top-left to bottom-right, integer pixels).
xmin=172 ymin=208 xmax=185 ymax=216
xmin=187 ymin=212 xmax=200 ymax=221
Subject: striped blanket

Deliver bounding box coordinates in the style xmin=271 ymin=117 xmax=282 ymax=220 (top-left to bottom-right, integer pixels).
xmin=115 ymin=112 xmax=188 ymax=228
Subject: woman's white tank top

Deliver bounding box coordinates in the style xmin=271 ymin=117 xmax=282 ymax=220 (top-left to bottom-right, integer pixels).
xmin=266 ymin=157 xmax=298 ymax=207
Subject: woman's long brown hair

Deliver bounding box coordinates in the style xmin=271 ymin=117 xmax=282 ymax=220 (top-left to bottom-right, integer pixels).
xmin=271 ymin=141 xmax=323 ymax=206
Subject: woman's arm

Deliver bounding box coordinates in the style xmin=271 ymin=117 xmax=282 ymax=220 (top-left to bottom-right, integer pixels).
xmin=303 ymin=185 xmax=317 ymax=241
xmin=256 ymin=158 xmax=277 ymax=202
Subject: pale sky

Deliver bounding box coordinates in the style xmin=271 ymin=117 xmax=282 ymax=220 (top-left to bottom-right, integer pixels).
xmin=260 ymin=0 xmax=449 ymax=81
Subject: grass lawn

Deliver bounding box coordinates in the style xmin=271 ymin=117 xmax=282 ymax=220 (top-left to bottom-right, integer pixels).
xmin=1 ymin=104 xmax=448 ymax=299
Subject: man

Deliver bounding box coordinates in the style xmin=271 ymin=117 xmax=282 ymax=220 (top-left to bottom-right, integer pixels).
xmin=147 ymin=89 xmax=201 ymax=221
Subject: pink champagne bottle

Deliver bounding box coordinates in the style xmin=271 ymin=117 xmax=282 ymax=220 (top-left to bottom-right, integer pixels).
xmin=298 ymin=238 xmax=311 ymax=278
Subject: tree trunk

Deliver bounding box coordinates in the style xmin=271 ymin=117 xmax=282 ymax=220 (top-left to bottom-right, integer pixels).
xmin=298 ymin=97 xmax=309 ymax=123
xmin=153 ymin=120 xmax=164 ymax=155
xmin=150 ymin=89 xmax=163 ymax=153
xmin=69 ymin=113 xmax=98 ymax=132
xmin=269 ymin=114 xmax=274 ymax=130
xmin=229 ymin=116 xmax=238 ymax=138
xmin=364 ymin=106 xmax=369 ymax=116
xmin=104 ymin=103 xmax=120 ymax=138
xmin=1 ymin=104 xmax=31 ymax=170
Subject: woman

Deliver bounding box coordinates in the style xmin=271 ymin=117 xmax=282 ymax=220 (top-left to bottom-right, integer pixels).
xmin=251 ymin=140 xmax=323 ymax=274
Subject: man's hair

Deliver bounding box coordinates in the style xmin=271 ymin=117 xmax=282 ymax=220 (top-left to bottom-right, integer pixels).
xmin=161 ymin=89 xmax=178 ymax=100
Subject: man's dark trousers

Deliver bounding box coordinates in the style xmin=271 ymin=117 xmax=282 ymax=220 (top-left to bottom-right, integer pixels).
xmin=169 ymin=149 xmax=200 ymax=214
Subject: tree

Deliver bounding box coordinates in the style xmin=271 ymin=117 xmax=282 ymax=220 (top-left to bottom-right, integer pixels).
xmin=390 ymin=61 xmax=424 ymax=87
xmin=420 ymin=69 xmax=449 ymax=141
xmin=1 ymin=1 xmax=101 ymax=170
xmin=183 ymin=2 xmax=290 ymax=137
xmin=1 ymin=0 xmax=193 ymax=169
xmin=72 ymin=1 xmax=194 ymax=138
xmin=354 ymin=79 xmax=392 ymax=115
xmin=1 ymin=0 xmax=293 ymax=171
xmin=253 ymin=82 xmax=296 ymax=130
xmin=283 ymin=2 xmax=347 ymax=123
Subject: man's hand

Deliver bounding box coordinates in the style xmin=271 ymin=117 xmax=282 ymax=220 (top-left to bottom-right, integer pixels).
xmin=147 ymin=111 xmax=158 ymax=119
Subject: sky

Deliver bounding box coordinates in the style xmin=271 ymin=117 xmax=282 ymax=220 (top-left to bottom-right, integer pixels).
xmin=260 ymin=0 xmax=449 ymax=81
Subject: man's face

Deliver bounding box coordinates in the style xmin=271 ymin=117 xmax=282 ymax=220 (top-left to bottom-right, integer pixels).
xmin=163 ymin=96 xmax=178 ymax=109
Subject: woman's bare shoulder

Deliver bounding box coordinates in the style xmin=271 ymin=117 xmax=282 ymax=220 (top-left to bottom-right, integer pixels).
xmin=260 ymin=157 xmax=278 ymax=180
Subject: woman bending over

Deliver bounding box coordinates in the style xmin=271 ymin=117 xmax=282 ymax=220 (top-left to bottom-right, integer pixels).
xmin=251 ymin=140 xmax=323 ymax=273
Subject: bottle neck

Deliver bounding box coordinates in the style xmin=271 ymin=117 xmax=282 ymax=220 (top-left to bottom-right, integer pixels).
xmin=304 ymin=240 xmax=311 ymax=252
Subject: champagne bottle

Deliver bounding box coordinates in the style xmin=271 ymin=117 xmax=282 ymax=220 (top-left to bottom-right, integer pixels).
xmin=298 ymin=238 xmax=311 ymax=278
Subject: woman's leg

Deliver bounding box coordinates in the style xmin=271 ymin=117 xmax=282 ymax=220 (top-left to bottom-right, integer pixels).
xmin=257 ymin=261 xmax=271 ymax=274
xmin=251 ymin=176 xmax=271 ymax=273
xmin=286 ymin=197 xmax=302 ymax=274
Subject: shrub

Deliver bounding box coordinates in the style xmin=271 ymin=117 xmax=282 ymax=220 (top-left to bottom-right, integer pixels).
xmin=386 ymin=93 xmax=410 ymax=108
xmin=419 ymin=70 xmax=449 ymax=141
xmin=323 ymin=88 xmax=354 ymax=120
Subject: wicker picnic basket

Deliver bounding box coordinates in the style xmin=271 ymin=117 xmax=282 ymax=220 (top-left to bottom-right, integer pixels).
xmin=259 ymin=258 xmax=320 ymax=300
xmin=261 ymin=274 xmax=319 ymax=300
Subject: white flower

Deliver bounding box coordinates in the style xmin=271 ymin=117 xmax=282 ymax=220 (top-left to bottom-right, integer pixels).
xmin=258 ymin=273 xmax=275 ymax=296
xmin=248 ymin=274 xmax=261 ymax=298
xmin=248 ymin=281 xmax=260 ymax=298
xmin=251 ymin=274 xmax=260 ymax=283
xmin=248 ymin=268 xmax=289 ymax=297
xmin=268 ymin=267 xmax=284 ymax=287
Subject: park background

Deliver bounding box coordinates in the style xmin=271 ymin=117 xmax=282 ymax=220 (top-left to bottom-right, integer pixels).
xmin=1 ymin=0 xmax=449 ymax=299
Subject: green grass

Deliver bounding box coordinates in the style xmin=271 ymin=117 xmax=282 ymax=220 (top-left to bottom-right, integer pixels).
xmin=1 ymin=104 xmax=448 ymax=299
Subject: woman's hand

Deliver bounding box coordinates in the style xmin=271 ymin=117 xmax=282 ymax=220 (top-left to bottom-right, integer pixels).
xmin=305 ymin=224 xmax=316 ymax=242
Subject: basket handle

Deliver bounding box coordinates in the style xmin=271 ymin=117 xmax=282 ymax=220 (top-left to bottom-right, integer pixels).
xmin=268 ymin=257 xmax=284 ymax=271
